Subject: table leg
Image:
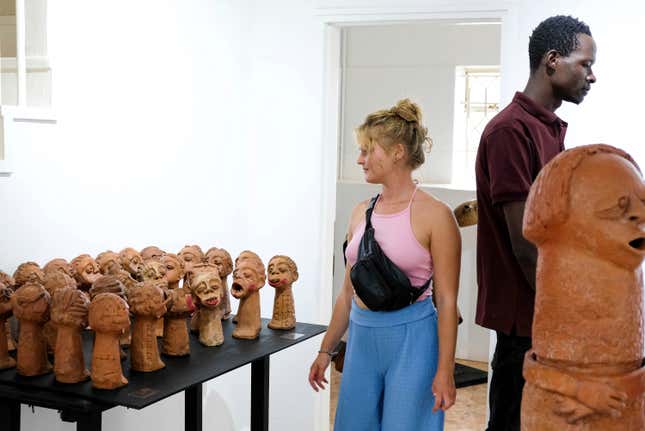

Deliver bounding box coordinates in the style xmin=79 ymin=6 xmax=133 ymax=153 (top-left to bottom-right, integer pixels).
xmin=251 ymin=356 xmax=269 ymax=431
xmin=185 ymin=383 xmax=202 ymax=431
xmin=0 ymin=398 xmax=20 ymax=431
xmin=75 ymin=411 xmax=102 ymax=431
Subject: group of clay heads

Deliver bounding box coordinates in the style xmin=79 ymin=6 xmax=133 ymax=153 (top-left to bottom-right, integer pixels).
xmin=0 ymin=245 xmax=299 ymax=390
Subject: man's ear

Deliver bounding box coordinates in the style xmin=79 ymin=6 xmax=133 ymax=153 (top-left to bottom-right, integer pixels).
xmin=545 ymin=49 xmax=559 ymax=75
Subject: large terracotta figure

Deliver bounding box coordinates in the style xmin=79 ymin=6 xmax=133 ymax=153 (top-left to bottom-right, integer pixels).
xmin=189 ymin=265 xmax=224 ymax=346
xmin=0 ymin=283 xmax=15 ymax=370
xmin=128 ymin=281 xmax=168 ymax=372
xmin=12 ymin=282 xmax=51 ymax=376
xmin=42 ymin=272 xmax=78 ymax=353
xmin=89 ymin=293 xmax=130 ymax=389
xmin=119 ymin=247 xmax=145 ymax=282
xmin=70 ymin=254 xmax=101 ymax=292
xmin=231 ymin=251 xmax=265 ymax=340
xmin=13 ymin=262 xmax=45 ymax=287
xmin=521 ymin=144 xmax=645 ymax=430
xmin=141 ymin=246 xmax=165 ymax=262
xmin=51 ymin=288 xmax=90 ymax=383
xmin=160 ymin=253 xmax=190 ymax=355
xmin=267 ymin=255 xmax=298 ymax=330
xmin=205 ymin=247 xmax=233 ymax=319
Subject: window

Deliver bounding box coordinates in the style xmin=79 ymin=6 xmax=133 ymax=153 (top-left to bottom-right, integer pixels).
xmin=452 ymin=66 xmax=500 ymax=187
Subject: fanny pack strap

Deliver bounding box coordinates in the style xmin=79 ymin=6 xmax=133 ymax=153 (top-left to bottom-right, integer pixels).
xmin=363 ymin=194 xmax=432 ymax=301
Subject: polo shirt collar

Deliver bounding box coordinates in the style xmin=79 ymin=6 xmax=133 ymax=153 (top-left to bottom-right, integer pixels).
xmin=513 ymin=91 xmax=567 ymax=128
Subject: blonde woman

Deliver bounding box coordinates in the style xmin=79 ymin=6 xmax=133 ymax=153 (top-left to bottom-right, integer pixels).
xmin=309 ymin=99 xmax=460 ymax=430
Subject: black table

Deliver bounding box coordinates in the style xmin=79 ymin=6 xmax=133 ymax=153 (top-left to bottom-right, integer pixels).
xmin=0 ymin=318 xmax=326 ymax=431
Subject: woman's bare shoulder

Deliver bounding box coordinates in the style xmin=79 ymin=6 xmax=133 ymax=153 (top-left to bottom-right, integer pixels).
xmin=413 ymin=190 xmax=457 ymax=227
xmin=347 ymin=199 xmax=370 ymax=237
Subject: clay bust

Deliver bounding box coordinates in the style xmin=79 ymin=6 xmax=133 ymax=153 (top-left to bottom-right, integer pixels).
xmin=178 ymin=244 xmax=204 ymax=274
xmin=189 ymin=266 xmax=225 ymax=346
xmin=231 ymin=251 xmax=266 ymax=340
xmin=141 ymin=260 xmax=169 ymax=337
xmin=70 ymin=254 xmax=101 ymax=292
xmin=0 ymin=283 xmax=15 ymax=370
xmin=43 ymin=258 xmax=75 ymax=280
xmin=13 ymin=262 xmax=45 ymax=287
xmin=205 ymin=247 xmax=233 ymax=319
xmin=90 ymin=275 xmax=129 ymax=352
xmin=161 ymin=253 xmax=185 ymax=290
xmin=89 ymin=293 xmax=130 ymax=389
xmin=42 ymin=272 xmax=78 ymax=353
xmin=521 ymin=144 xmax=645 ymax=429
xmin=453 ymin=199 xmax=478 ymax=227
xmin=51 ymin=288 xmax=90 ymax=383
xmin=128 ymin=281 xmax=168 ymax=372
xmin=119 ymin=247 xmax=145 ymax=281
xmin=141 ymin=246 xmax=165 ymax=262
xmin=267 ymin=255 xmax=298 ymax=330
xmin=12 ymin=282 xmax=51 ymax=376
xmin=160 ymin=253 xmax=190 ymax=355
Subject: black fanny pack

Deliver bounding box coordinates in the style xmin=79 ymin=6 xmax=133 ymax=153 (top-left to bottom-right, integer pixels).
xmin=350 ymin=194 xmax=431 ymax=311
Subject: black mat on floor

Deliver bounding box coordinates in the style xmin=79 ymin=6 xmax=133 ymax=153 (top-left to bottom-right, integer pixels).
xmin=454 ymin=363 xmax=488 ymax=388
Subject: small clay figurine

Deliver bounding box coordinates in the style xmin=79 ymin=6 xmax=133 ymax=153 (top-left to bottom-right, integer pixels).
xmin=178 ymin=244 xmax=204 ymax=274
xmin=70 ymin=254 xmax=101 ymax=292
xmin=13 ymin=262 xmax=45 ymax=287
xmin=141 ymin=246 xmax=165 ymax=262
xmin=0 ymin=271 xmax=14 ymax=288
xmin=161 ymin=253 xmax=185 ymax=290
xmin=522 ymin=145 xmax=645 ymax=430
xmin=42 ymin=272 xmax=78 ymax=354
xmin=51 ymin=288 xmax=90 ymax=383
xmin=89 ymin=293 xmax=130 ymax=389
xmin=231 ymin=251 xmax=265 ymax=340
xmin=12 ymin=282 xmax=51 ymax=376
xmin=96 ymin=251 xmax=120 ymax=275
xmin=43 ymin=258 xmax=75 ymax=280
xmin=160 ymin=253 xmax=191 ymax=355
xmin=0 ymin=271 xmax=16 ymax=353
xmin=267 ymin=255 xmax=298 ymax=330
xmin=0 ymin=283 xmax=15 ymax=370
xmin=189 ymin=266 xmax=224 ymax=346
xmin=128 ymin=281 xmax=168 ymax=372
xmin=142 ymin=260 xmax=169 ymax=336
xmin=453 ymin=199 xmax=478 ymax=227
xmin=90 ymin=275 xmax=130 ymax=352
xmin=119 ymin=247 xmax=145 ymax=282
xmin=205 ymin=247 xmax=233 ymax=319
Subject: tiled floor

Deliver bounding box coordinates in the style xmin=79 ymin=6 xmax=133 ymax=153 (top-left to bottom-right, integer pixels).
xmin=330 ymin=359 xmax=488 ymax=430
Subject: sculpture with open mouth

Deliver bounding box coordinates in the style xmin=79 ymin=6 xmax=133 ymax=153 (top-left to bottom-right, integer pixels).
xmin=188 ymin=263 xmax=224 ymax=346
xmin=231 ymin=251 xmax=266 ymax=340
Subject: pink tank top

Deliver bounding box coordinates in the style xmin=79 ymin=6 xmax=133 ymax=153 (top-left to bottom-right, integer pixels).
xmin=345 ymin=188 xmax=434 ymax=301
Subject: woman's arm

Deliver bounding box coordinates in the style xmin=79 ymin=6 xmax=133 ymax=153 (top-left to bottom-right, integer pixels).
xmin=428 ymin=203 xmax=461 ymax=411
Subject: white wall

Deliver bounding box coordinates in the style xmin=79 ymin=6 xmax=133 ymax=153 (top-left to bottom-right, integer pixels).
xmin=340 ymin=22 xmax=500 ymax=184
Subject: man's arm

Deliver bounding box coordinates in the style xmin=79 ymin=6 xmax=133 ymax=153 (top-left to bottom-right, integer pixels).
xmin=502 ymin=200 xmax=537 ymax=291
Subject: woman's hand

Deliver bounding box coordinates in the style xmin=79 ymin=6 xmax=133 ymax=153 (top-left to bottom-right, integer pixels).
xmin=432 ymin=368 xmax=456 ymax=412
xmin=308 ymin=352 xmax=332 ymax=392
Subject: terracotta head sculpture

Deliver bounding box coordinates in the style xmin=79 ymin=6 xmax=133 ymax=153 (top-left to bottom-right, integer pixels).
xmin=161 ymin=253 xmax=185 ymax=288
xmin=13 ymin=262 xmax=45 ymax=287
xmin=267 ymin=255 xmax=298 ymax=330
xmin=521 ymin=144 xmax=645 ymax=429
xmin=96 ymin=250 xmax=121 ymax=275
xmin=0 ymin=283 xmax=15 ymax=369
xmin=142 ymin=260 xmax=168 ymax=286
xmin=453 ymin=199 xmax=478 ymax=227
xmin=178 ymin=245 xmax=204 ymax=273
xmin=51 ymin=287 xmax=90 ymax=383
xmin=190 ymin=266 xmax=224 ymax=346
xmin=43 ymin=258 xmax=74 ymax=279
xmin=119 ymin=247 xmax=145 ymax=281
xmin=141 ymin=246 xmax=165 ymax=262
xmin=44 ymin=272 xmax=77 ymax=297
xmin=90 ymin=275 xmax=127 ymax=301
xmin=231 ymin=251 xmax=265 ymax=339
xmin=128 ymin=281 xmax=167 ymax=372
xmin=70 ymin=254 xmax=101 ymax=291
xmin=12 ymin=281 xmax=51 ymax=376
xmin=0 ymin=271 xmax=15 ymax=288
xmin=205 ymin=247 xmax=233 ymax=319
xmin=89 ymin=293 xmax=130 ymax=389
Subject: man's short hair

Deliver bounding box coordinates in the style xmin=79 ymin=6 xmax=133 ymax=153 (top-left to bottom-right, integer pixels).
xmin=529 ymin=15 xmax=592 ymax=73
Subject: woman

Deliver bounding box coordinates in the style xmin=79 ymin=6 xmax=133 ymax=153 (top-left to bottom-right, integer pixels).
xmin=308 ymin=99 xmax=460 ymax=430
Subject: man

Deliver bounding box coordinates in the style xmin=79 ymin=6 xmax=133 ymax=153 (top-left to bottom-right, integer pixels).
xmin=474 ymin=15 xmax=597 ymax=431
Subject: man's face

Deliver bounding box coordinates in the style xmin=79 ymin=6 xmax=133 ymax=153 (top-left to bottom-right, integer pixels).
xmin=193 ymin=274 xmax=223 ymax=308
xmin=563 ymin=154 xmax=645 ymax=270
xmin=552 ymin=33 xmax=597 ymax=105
xmin=268 ymin=258 xmax=296 ymax=288
xmin=231 ymin=263 xmax=262 ymax=299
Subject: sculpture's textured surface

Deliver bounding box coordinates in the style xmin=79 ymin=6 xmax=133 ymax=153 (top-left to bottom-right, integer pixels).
xmin=43 ymin=258 xmax=75 ymax=280
xmin=141 ymin=246 xmax=165 ymax=262
xmin=161 ymin=253 xmax=190 ymax=355
xmin=128 ymin=281 xmax=167 ymax=372
xmin=119 ymin=247 xmax=145 ymax=282
xmin=205 ymin=247 xmax=233 ymax=319
xmin=521 ymin=145 xmax=645 ymax=430
xmin=89 ymin=293 xmax=130 ymax=389
xmin=0 ymin=283 xmax=15 ymax=370
xmin=96 ymin=251 xmax=121 ymax=275
xmin=43 ymin=272 xmax=78 ymax=353
xmin=70 ymin=254 xmax=101 ymax=292
xmin=189 ymin=264 xmax=224 ymax=346
xmin=178 ymin=244 xmax=204 ymax=275
xmin=13 ymin=262 xmax=45 ymax=287
xmin=231 ymin=251 xmax=265 ymax=340
xmin=12 ymin=282 xmax=51 ymax=376
xmin=267 ymin=255 xmax=298 ymax=330
xmin=51 ymin=288 xmax=90 ymax=383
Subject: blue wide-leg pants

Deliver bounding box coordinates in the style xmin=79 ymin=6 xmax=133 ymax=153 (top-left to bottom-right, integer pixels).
xmin=334 ymin=298 xmax=444 ymax=431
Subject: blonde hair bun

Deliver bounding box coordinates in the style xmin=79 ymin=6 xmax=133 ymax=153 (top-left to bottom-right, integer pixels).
xmin=391 ymin=98 xmax=422 ymax=124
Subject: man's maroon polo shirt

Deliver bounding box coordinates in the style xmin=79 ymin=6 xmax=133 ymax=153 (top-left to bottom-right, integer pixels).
xmin=474 ymin=92 xmax=567 ymax=337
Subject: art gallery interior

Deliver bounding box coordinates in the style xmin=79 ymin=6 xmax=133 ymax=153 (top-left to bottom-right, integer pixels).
xmin=1 ymin=0 xmax=644 ymax=430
